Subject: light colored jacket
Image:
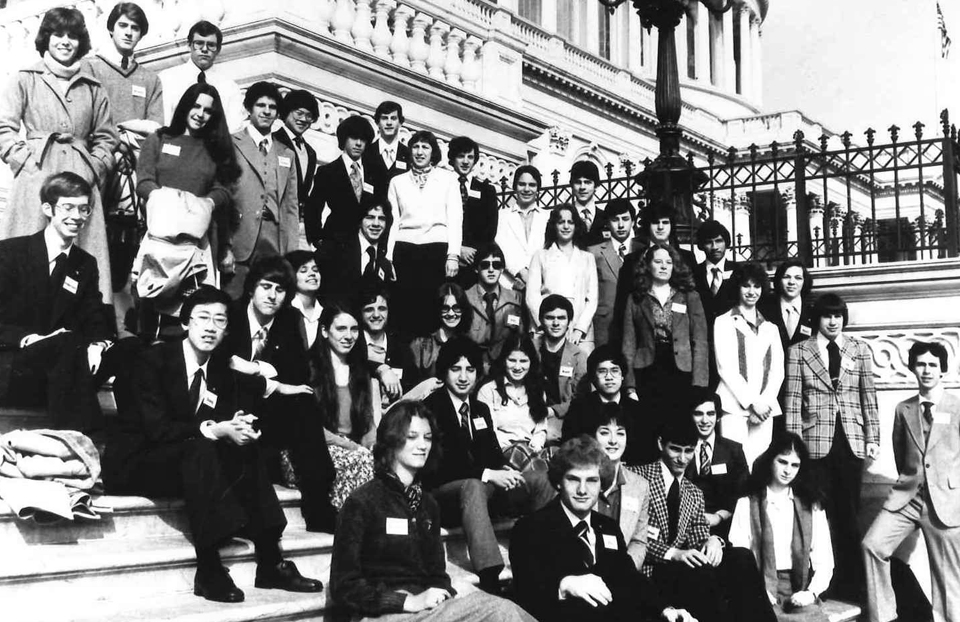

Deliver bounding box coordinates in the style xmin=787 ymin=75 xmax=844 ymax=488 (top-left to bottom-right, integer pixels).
xmin=526 ymin=244 xmax=598 ymax=338
xmin=714 ymin=307 xmax=785 ymax=418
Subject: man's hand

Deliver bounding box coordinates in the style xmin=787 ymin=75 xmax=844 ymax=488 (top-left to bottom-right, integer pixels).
xmin=275 ymin=383 xmax=314 ymax=396
xmin=789 ymin=590 xmax=816 ymax=608
xmin=703 ymin=512 xmax=722 ymax=528
xmin=662 ymin=607 xmax=698 ymax=622
xmin=220 ymin=247 xmax=236 ymax=275
xmin=700 ymin=536 xmax=723 ymax=567
xmin=402 ymin=587 xmax=451 ymax=612
xmin=445 ymin=257 xmax=459 ymax=278
xmin=460 ymin=246 xmax=477 ymax=266
xmin=569 ymin=329 xmax=585 ymax=345
xmin=487 ymin=469 xmax=526 ymax=491
xmin=378 ymin=366 xmax=402 ymax=399
xmin=560 ymin=574 xmax=613 ymax=607
xmin=866 ymin=443 xmax=880 ymax=461
xmin=672 ymin=548 xmax=710 ymax=568
xmin=215 ymin=413 xmax=260 ymax=446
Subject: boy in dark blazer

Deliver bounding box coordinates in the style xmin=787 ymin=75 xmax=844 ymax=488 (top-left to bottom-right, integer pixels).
xmin=449 ymin=136 xmax=498 ymax=288
xmin=317 ymin=200 xmax=394 ymax=309
xmin=569 ymin=160 xmax=610 ymax=248
xmin=103 ymin=286 xmax=321 ymax=603
xmin=363 ymin=100 xmax=410 ymax=197
xmin=273 ymin=89 xmax=319 ymax=222
xmin=423 ymin=337 xmax=555 ymax=594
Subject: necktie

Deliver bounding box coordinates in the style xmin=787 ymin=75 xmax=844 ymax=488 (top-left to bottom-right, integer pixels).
xmin=483 ymin=291 xmax=497 ymax=342
xmin=459 ymin=175 xmax=469 ymax=207
xmin=575 ymin=520 xmax=594 ymax=568
xmin=120 ymin=55 xmax=129 ymax=70
xmin=189 ymin=368 xmax=204 ymax=414
xmin=827 ymin=340 xmax=841 ymax=389
xmin=350 ymin=161 xmax=363 ymax=202
xmin=252 ymin=327 xmax=268 ymax=360
xmin=922 ymin=401 xmax=934 ymax=444
xmin=618 ymin=243 xmax=626 ymax=263
xmin=667 ymin=478 xmax=680 ymax=542
xmin=384 ymin=147 xmax=395 ymax=168
xmin=363 ymin=246 xmax=376 ymax=278
xmin=581 ymin=208 xmax=593 ymax=229
xmin=197 ymin=70 xmax=206 ymax=84
xmin=50 ymin=252 xmax=68 ymax=290
xmin=699 ymin=441 xmax=712 ymax=477
xmin=784 ymin=305 xmax=798 ymax=338
xmin=259 ymin=139 xmax=269 ymax=156
xmin=459 ymin=402 xmax=471 ymax=434
xmin=294 ymin=136 xmax=305 ymax=150
xmin=711 ymin=267 xmax=722 ymax=296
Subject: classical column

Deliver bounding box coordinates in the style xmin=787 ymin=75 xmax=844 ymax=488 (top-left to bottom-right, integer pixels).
xmin=808 ymin=196 xmax=826 ymax=268
xmin=541 ymin=0 xmax=558 ymax=33
xmin=738 ymin=6 xmax=752 ymax=97
xmin=426 ymin=21 xmax=450 ymax=80
xmin=675 ymin=12 xmax=688 ymax=80
xmin=734 ymin=193 xmax=752 ymax=260
xmin=627 ymin=6 xmax=643 ymax=74
xmin=371 ymin=0 xmax=396 ymax=59
xmin=390 ymin=5 xmax=414 ymax=68
xmin=445 ymin=28 xmax=465 ymax=87
xmin=316 ymin=0 xmax=335 ymax=34
xmin=781 ymin=187 xmax=798 ymax=256
xmin=696 ymin=4 xmax=710 ymax=84
xmin=723 ymin=8 xmax=735 ymax=92
xmin=751 ymin=17 xmax=763 ymax=104
xmin=584 ymin=0 xmax=600 ymax=56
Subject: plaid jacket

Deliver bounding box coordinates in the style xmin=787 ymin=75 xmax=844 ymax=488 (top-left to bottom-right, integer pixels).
xmin=635 ymin=463 xmax=711 ymax=577
xmin=784 ymin=335 xmax=880 ymax=459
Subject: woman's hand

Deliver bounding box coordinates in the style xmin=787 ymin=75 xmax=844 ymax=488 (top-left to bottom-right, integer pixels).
xmin=402 ymin=587 xmax=451 ymax=612
xmin=445 ymin=256 xmax=459 ymax=278
xmin=275 ymin=383 xmax=314 ymax=396
xmin=220 ymin=247 xmax=236 ymax=275
xmin=378 ymin=366 xmax=402 ymax=399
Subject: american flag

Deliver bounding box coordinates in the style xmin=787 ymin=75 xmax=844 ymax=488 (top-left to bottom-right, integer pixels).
xmin=938 ymin=2 xmax=952 ymax=59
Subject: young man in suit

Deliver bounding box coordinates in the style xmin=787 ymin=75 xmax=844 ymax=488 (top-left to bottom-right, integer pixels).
xmin=306 ymin=115 xmax=378 ymax=246
xmin=103 ymin=286 xmax=322 ymax=603
xmin=562 ymin=344 xmax=658 ymax=465
xmin=588 ymin=198 xmax=638 ymax=347
xmin=785 ymin=293 xmax=879 ymax=602
xmin=692 ymin=220 xmax=739 ymax=324
xmin=273 ymin=89 xmax=318 ymax=224
xmin=638 ymin=417 xmax=776 ymax=622
xmin=0 ymin=173 xmax=116 ymax=432
xmin=532 ymin=295 xmax=588 ymax=442
xmin=495 ymin=165 xmax=550 ymax=292
xmin=317 ymin=199 xmax=394 ymax=308
xmin=423 ymin=337 xmax=555 ymax=595
xmin=449 ymin=135 xmax=498 ymax=288
xmin=569 ymin=160 xmax=609 ymax=247
xmin=464 ymin=243 xmax=525 ymax=367
xmin=224 ymin=81 xmax=299 ymax=298
xmin=510 ymin=436 xmax=693 ymax=622
xmin=222 ymin=256 xmax=338 ymax=533
xmin=363 ymin=100 xmax=409 ymax=197
xmin=685 ymin=390 xmax=748 ymax=539
xmin=862 ymin=341 xmax=960 ymax=622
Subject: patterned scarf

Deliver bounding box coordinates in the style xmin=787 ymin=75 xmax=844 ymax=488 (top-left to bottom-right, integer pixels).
xmin=383 ymin=470 xmax=423 ymax=512
xmin=410 ymin=165 xmax=433 ymax=190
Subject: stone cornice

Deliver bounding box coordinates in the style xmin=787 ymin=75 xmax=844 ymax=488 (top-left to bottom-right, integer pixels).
xmin=811 ymin=258 xmax=960 ymax=303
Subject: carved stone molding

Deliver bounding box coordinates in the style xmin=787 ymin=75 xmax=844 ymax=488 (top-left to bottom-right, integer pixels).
xmin=853 ymin=327 xmax=960 ymax=389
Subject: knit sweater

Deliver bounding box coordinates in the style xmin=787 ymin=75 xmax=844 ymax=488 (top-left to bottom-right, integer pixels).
xmin=86 ymin=54 xmax=163 ymax=125
xmin=136 ymin=132 xmax=231 ymax=208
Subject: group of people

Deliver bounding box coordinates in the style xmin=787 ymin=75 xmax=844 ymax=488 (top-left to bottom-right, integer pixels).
xmin=0 ymin=4 xmax=956 ymax=622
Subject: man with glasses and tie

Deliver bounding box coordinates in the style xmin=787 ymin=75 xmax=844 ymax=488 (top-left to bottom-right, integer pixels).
xmin=448 ymin=135 xmax=498 ymax=289
xmin=465 ymin=243 xmax=524 ymax=367
xmin=785 ymin=293 xmax=880 ymax=602
xmin=159 ymin=20 xmax=245 ymax=132
xmin=588 ymin=198 xmax=639 ymax=347
xmin=103 ymin=285 xmax=323 ymax=604
xmin=0 ymin=173 xmax=116 ymax=432
xmin=225 ymin=81 xmax=299 ymax=298
xmin=510 ymin=436 xmax=692 ymax=622
xmin=684 ymin=390 xmax=748 ymax=540
xmin=423 ymin=337 xmax=555 ymax=596
xmin=862 ymin=341 xmax=960 ymax=622
xmin=569 ymin=160 xmax=610 ymax=247
xmin=364 ymin=100 xmax=410 ymax=197
xmin=272 ymin=90 xmax=318 ymax=230
xmin=306 ymin=115 xmax=377 ymax=247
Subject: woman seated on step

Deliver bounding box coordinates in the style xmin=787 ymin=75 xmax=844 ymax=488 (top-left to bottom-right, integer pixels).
xmin=329 ymin=401 xmax=536 ymax=622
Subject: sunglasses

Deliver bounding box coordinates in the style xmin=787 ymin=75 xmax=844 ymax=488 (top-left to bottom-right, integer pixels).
xmin=479 ymin=260 xmax=504 ymax=270
xmin=440 ymin=305 xmax=463 ymax=314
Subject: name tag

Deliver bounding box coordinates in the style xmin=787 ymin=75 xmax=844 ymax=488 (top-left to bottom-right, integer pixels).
xmin=202 ymin=391 xmax=218 ymax=409
xmin=467 ymin=188 xmax=481 ymax=199
xmin=278 ymin=156 xmax=292 ymax=168
xmin=362 ymin=182 xmax=374 ymax=194
xmin=673 ymin=302 xmax=687 ymax=314
xmin=507 ymin=314 xmax=521 ymax=327
xmin=711 ymin=463 xmax=727 ymax=475
xmin=559 ymin=365 xmax=574 ymax=378
xmin=842 ymin=360 xmax=855 ymax=372
xmin=473 ymin=417 xmax=488 ymax=431
xmin=933 ymin=412 xmax=951 ymax=424
xmin=131 ymin=84 xmax=146 ymax=98
xmin=386 ymin=517 xmax=408 ymax=535
xmin=602 ymin=230 xmax=611 ymax=239
xmin=799 ymin=325 xmax=812 ymax=336
xmin=62 ymin=276 xmax=78 ymax=294
xmin=602 ymin=534 xmax=619 ymax=550
xmin=378 ymin=268 xmax=386 ymax=281
xmin=648 ymin=525 xmax=661 ymax=540
xmin=395 ymin=160 xmax=407 ymax=170
xmin=161 ymin=144 xmax=181 ymax=157
xmin=623 ymin=496 xmax=640 ymax=512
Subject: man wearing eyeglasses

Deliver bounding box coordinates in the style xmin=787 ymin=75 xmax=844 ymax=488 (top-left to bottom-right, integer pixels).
xmin=159 ymin=20 xmax=245 ymax=132
xmin=103 ymin=284 xmax=323 ymax=604
xmin=273 ymin=90 xmax=318 ymax=227
xmin=0 ymin=172 xmax=117 ymax=432
xmin=465 ymin=242 xmax=524 ymax=367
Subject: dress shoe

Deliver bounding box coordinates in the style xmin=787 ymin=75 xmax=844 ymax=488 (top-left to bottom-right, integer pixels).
xmin=255 ymin=560 xmax=323 ymax=592
xmin=194 ymin=565 xmax=245 ymax=603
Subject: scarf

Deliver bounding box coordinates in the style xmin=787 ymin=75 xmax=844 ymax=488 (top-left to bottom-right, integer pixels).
xmin=43 ymin=52 xmax=82 ymax=80
xmin=381 ymin=470 xmax=423 ymax=513
xmin=410 ymin=165 xmax=433 ymax=190
xmin=748 ymin=492 xmax=813 ymax=598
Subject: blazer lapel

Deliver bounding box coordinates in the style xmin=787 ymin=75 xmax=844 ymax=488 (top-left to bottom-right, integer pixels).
xmin=234 ymin=134 xmax=266 ymax=185
xmin=902 ymin=398 xmax=925 ymax=451
xmin=466 ymin=286 xmax=489 ymax=322
xmin=49 ymin=249 xmax=83 ymax=328
xmin=26 ymin=233 xmax=51 ymax=328
xmin=805 ymin=340 xmax=832 ymax=389
xmin=617 ymin=474 xmax=640 ymax=542
xmin=600 ymin=242 xmax=620 ymax=279
xmin=639 ymin=294 xmax=656 ymax=329
xmin=169 ymin=343 xmax=193 ymax=418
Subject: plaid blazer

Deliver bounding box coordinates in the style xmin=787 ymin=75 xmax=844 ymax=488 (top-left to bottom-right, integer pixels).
xmin=635 ymin=463 xmax=711 ymax=577
xmin=784 ymin=335 xmax=880 ymax=459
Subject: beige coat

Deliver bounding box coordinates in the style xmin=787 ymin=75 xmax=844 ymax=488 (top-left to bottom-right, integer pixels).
xmin=0 ymin=61 xmax=118 ymax=301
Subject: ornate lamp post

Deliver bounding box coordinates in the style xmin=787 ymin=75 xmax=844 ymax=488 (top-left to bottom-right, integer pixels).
xmin=597 ymin=0 xmax=734 ymax=221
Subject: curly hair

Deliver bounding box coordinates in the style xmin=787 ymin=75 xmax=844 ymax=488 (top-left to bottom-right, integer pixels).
xmin=548 ymin=436 xmax=614 ymax=489
xmin=162 ymin=84 xmax=241 ymax=185
xmin=488 ymin=334 xmax=548 ymax=423
xmin=544 ymin=203 xmax=588 ymax=250
xmin=631 ymin=242 xmax=695 ymax=302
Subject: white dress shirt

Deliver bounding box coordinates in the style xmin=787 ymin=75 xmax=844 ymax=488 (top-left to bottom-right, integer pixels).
xmin=291 ymin=296 xmax=323 ymax=349
xmin=43 ymin=226 xmax=73 ymax=273
xmin=159 ymin=59 xmax=245 ymax=132
xmin=247 ymin=125 xmax=273 ymax=152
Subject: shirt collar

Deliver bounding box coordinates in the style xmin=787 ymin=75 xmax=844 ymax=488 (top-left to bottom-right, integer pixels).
xmin=575 ymin=198 xmax=597 ymax=215
xmin=766 ymin=485 xmax=794 ymax=504
xmin=602 ymin=463 xmax=626 ymax=499
xmin=598 ymin=392 xmax=621 ymax=404
xmin=358 ymin=232 xmax=378 ymax=255
xmin=181 ymin=338 xmax=209 ymax=383
xmin=560 ymin=498 xmax=592 ymax=530
xmin=341 ymin=152 xmax=363 ymax=171
xmin=706 ymin=257 xmax=727 ymax=273
xmin=730 ymin=305 xmax=764 ymax=328
xmin=280 ymin=125 xmax=304 ymax=147
xmin=100 ymin=47 xmax=135 ymax=70
xmin=660 ymin=460 xmax=682 ymax=489
xmin=246 ymin=301 xmax=275 ymax=341
xmin=446 ymin=389 xmax=468 ymax=416
xmin=291 ymin=296 xmax=323 ymax=322
xmin=246 ymin=125 xmax=272 ymax=151
xmin=379 ymin=138 xmax=399 ymax=157
xmin=364 ymin=330 xmax=387 ymax=349
xmin=918 ymin=386 xmax=944 ymax=406
xmin=817 ymin=332 xmax=845 ymax=352
xmin=781 ymin=297 xmax=802 ymax=315
xmin=698 ymin=432 xmax=715 ymax=450
xmin=43 ymin=226 xmax=73 ymax=262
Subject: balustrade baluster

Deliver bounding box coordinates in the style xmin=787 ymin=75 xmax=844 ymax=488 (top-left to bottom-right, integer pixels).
xmin=426 ymin=21 xmax=450 ymax=80
xmin=444 ymin=28 xmax=465 ymax=87
xmin=390 ymin=5 xmax=414 ymax=68
xmin=461 ymin=35 xmax=482 ymax=91
xmin=352 ymin=0 xmax=374 ymax=51
xmin=371 ymin=0 xmax=396 ymax=59
xmin=408 ymin=12 xmax=431 ymax=74
xmin=332 ymin=0 xmax=356 ymax=44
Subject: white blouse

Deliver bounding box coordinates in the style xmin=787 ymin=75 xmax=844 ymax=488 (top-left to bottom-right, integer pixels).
xmin=386 ymin=167 xmax=463 ymax=259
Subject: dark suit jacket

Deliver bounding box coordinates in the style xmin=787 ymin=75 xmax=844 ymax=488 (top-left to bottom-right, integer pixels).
xmin=461 ymin=177 xmax=498 ymax=250
xmin=693 ymin=260 xmax=741 ymax=324
xmin=422 ymin=389 xmax=504 ymax=489
xmin=273 ymin=127 xmax=317 ymax=217
xmin=306 ymin=156 xmax=380 ymax=245
xmin=579 ymin=206 xmax=611 ymax=248
xmin=685 ymin=435 xmax=748 ymax=517
xmin=317 ymin=234 xmax=394 ymax=307
xmin=0 ymin=231 xmax=112 ymax=349
xmin=588 ymin=238 xmax=642 ymax=347
xmin=562 ymin=393 xmax=658 ymax=466
xmin=759 ymin=296 xmax=816 ymax=352
xmin=510 ymin=499 xmax=661 ymax=622
xmin=363 ymin=139 xmax=410 ymax=198
xmin=104 ymin=340 xmax=239 ymax=484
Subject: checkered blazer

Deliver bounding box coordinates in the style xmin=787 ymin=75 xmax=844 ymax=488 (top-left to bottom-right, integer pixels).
xmin=634 ymin=463 xmax=711 ymax=577
xmin=784 ymin=335 xmax=880 ymax=459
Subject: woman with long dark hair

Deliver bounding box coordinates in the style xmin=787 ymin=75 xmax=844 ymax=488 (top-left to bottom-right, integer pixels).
xmin=408 ymin=282 xmax=472 ymax=384
xmin=728 ymin=433 xmax=833 ymax=620
xmin=285 ymin=250 xmax=323 ymax=353
xmin=308 ymin=301 xmax=377 ymax=509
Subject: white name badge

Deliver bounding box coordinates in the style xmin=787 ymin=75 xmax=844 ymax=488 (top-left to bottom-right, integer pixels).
xmin=673 ymin=302 xmax=687 ymax=314
xmin=559 ymin=365 xmax=574 ymax=378
xmin=386 ymin=517 xmax=408 ymax=535
xmin=507 ymin=314 xmax=521 ymax=327
xmin=933 ymin=412 xmax=951 ymax=424
xmin=202 ymin=391 xmax=218 ymax=409
xmin=800 ymin=325 xmax=812 ymax=336
xmin=131 ymin=84 xmax=146 ymax=98
xmin=278 ymin=156 xmax=292 ymax=168
xmin=473 ymin=417 xmax=488 ymax=431
xmin=711 ymin=463 xmax=728 ymax=475
xmin=647 ymin=525 xmax=661 ymax=540
xmin=395 ymin=160 xmax=407 ymax=170
xmin=161 ymin=144 xmax=181 ymax=157
xmin=623 ymin=496 xmax=640 ymax=512
xmin=602 ymin=534 xmax=619 ymax=550
xmin=602 ymin=230 xmax=611 ymax=239
xmin=378 ymin=268 xmax=386 ymax=281
xmin=467 ymin=188 xmax=481 ymax=199
xmin=362 ymin=182 xmax=374 ymax=195
xmin=62 ymin=276 xmax=78 ymax=294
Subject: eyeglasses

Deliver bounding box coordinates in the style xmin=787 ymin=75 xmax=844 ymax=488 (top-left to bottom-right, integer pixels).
xmin=290 ymin=109 xmax=316 ymax=121
xmin=595 ymin=367 xmax=622 ymax=378
xmin=479 ymin=260 xmax=503 ymax=270
xmin=58 ymin=203 xmax=92 ymax=216
xmin=190 ymin=40 xmax=219 ymax=51
xmin=440 ymin=305 xmax=463 ymax=315
xmin=191 ymin=314 xmax=228 ymax=329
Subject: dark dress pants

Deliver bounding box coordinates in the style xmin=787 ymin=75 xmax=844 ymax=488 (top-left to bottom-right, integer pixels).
xmin=393 ymin=241 xmax=447 ymax=339
xmin=637 ymin=343 xmax=693 ymax=436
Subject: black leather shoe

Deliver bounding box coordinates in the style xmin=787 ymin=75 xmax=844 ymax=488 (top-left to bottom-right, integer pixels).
xmin=255 ymin=560 xmax=323 ymax=592
xmin=194 ymin=565 xmax=245 ymax=603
